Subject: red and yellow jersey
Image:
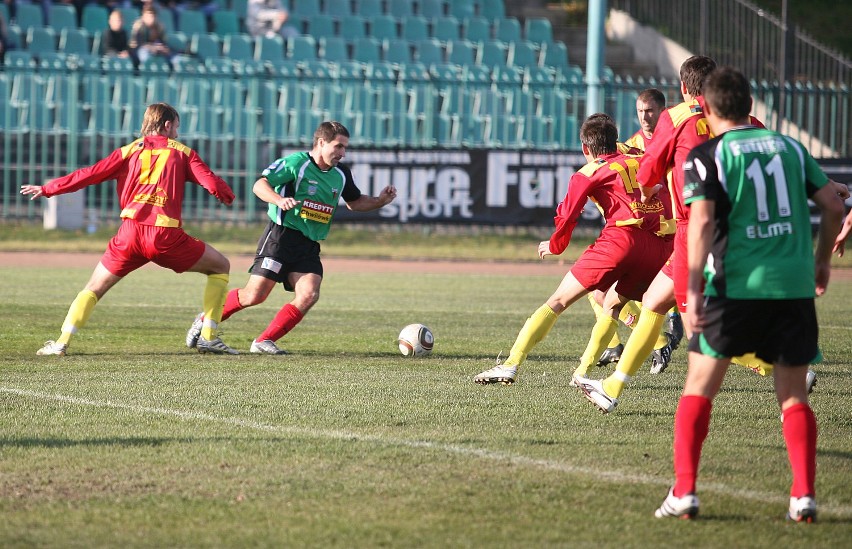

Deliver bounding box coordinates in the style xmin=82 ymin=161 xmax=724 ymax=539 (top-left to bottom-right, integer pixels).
xmin=548 ymin=152 xmax=673 ymax=255
xmin=41 ymin=135 xmax=234 ymax=228
xmin=623 ymin=130 xmax=650 ymax=153
xmin=636 ymin=98 xmax=710 ymax=223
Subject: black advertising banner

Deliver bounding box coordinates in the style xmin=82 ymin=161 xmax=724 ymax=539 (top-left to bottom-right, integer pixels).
xmin=327 ymin=149 xmax=852 ymax=228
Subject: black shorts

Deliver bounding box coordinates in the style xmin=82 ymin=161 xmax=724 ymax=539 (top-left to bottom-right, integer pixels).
xmin=249 ymin=222 xmax=323 ymax=292
xmin=688 ymin=297 xmax=819 ymax=367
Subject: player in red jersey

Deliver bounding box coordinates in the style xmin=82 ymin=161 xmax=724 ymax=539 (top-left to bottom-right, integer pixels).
xmin=623 ymin=88 xmax=666 ymax=153
xmin=20 ymin=103 xmax=238 ymax=356
xmin=474 ymin=115 xmax=673 ymax=385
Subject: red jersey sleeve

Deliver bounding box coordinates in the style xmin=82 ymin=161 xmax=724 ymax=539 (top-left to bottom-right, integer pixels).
xmin=636 ymin=108 xmax=675 ymax=188
xmin=187 ymin=149 xmax=235 ymax=206
xmin=548 ymin=172 xmax=593 ymax=255
xmin=40 ymin=148 xmax=126 ymax=198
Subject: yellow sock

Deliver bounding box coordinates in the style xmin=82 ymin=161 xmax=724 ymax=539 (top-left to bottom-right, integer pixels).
xmin=504 ymin=304 xmax=559 ymax=367
xmin=57 ymin=290 xmax=99 ymax=345
xmin=201 ymin=273 xmax=229 ymax=341
xmin=603 ymin=308 xmax=665 ymax=398
xmin=576 ymin=315 xmax=618 ymax=377
xmin=619 ymin=300 xmax=642 ymax=329
xmin=732 ymin=353 xmax=774 ymax=376
xmin=588 ymin=293 xmax=620 ymax=347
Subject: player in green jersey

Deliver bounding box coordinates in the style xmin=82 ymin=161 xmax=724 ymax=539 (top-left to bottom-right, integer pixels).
xmin=185 ymin=121 xmax=397 ymax=354
xmin=654 ymin=67 xmax=844 ymax=523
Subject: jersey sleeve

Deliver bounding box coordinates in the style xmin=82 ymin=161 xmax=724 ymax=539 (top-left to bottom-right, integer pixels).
xmin=262 ymin=157 xmax=296 ymax=193
xmin=187 ymin=150 xmax=235 ymax=204
xmin=41 ymin=148 xmax=125 ymax=197
xmin=338 ymin=164 xmax=363 ymax=203
xmin=682 ymin=142 xmax=719 ymax=205
xmin=548 ymin=172 xmax=594 ymax=255
xmin=796 ymin=140 xmax=830 ymax=196
xmin=636 ymin=109 xmax=675 ymax=188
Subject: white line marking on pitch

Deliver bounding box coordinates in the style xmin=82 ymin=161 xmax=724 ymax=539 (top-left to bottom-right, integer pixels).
xmin=3 ymin=386 xmax=850 ymax=518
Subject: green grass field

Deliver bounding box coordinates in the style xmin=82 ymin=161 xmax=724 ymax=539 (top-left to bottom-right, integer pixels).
xmin=2 ymin=257 xmax=852 ymax=548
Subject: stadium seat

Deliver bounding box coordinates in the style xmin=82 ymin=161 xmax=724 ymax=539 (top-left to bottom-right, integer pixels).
xmin=59 ymin=28 xmax=93 ymax=56
xmin=222 ymin=33 xmax=255 ymax=61
xmin=255 ymin=34 xmax=285 ymax=64
xmin=299 ymin=59 xmax=333 ymax=81
xmin=168 ymin=32 xmax=189 ymax=55
xmin=479 ymin=1 xmax=505 ymax=19
xmin=102 ymin=55 xmax=135 ymax=74
xmin=352 ymin=37 xmax=382 ymax=64
xmin=336 ymin=60 xmax=366 ymax=80
xmin=463 ymin=17 xmax=490 ymax=43
xmin=369 ymin=60 xmax=397 ymax=81
xmin=26 ymin=27 xmax=58 ymax=58
xmin=230 ymin=0 xmax=248 ymax=22
xmin=448 ymin=0 xmax=475 ymax=21
xmin=402 ymin=16 xmax=429 ymax=42
xmin=319 ymin=36 xmax=348 ymax=62
xmin=323 ymin=0 xmax=352 ymax=18
xmin=292 ymin=0 xmax=321 ymax=18
xmin=158 ymin=8 xmax=175 ymax=34
xmin=414 ymin=38 xmax=444 ymax=66
xmin=389 ymin=0 xmax=415 ymax=18
xmin=212 ymin=10 xmax=241 ymax=36
xmin=478 ymin=39 xmax=507 ymax=67
xmin=370 ymin=15 xmax=398 ymax=42
xmin=447 ymin=39 xmax=475 ymax=66
xmin=288 ymin=35 xmax=317 ymax=61
xmin=13 ymin=4 xmax=43 ymax=32
xmin=543 ymin=40 xmax=570 ymax=72
xmin=140 ymin=56 xmax=173 ymax=75
xmin=203 ymin=56 xmax=234 ymax=77
xmin=524 ymin=17 xmax=553 ymax=46
xmin=119 ymin=7 xmax=139 ymax=33
xmin=494 ymin=17 xmax=521 ymax=44
xmin=81 ymin=4 xmax=109 ymax=35
xmin=432 ymin=17 xmax=460 ymax=46
xmin=508 ymin=40 xmax=539 ymax=68
xmin=306 ymin=14 xmax=336 ymax=39
xmin=179 ymin=10 xmax=208 ymax=35
xmin=340 ymin=16 xmax=366 ymax=42
xmin=190 ymin=33 xmax=222 ymax=61
xmin=147 ymin=75 xmax=181 ymax=105
xmin=356 ymin=0 xmax=383 ymax=17
xmin=383 ymin=38 xmax=412 ymax=65
xmin=48 ymin=4 xmax=78 ymax=32
xmin=420 ymin=0 xmax=446 ymax=18
xmin=0 ymin=4 xmax=8 ymax=25
xmin=492 ymin=65 xmax=523 ymax=86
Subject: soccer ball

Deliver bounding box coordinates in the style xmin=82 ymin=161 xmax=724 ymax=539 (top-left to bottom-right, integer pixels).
xmin=397 ymin=323 xmax=434 ymax=357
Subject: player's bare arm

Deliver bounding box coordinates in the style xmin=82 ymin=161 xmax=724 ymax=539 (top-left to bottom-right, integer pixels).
xmin=685 ymin=199 xmax=714 ymax=334
xmin=811 ymin=183 xmax=845 ymax=295
xmin=832 ymin=179 xmax=850 ymax=200
xmin=345 ymin=185 xmax=397 ymax=212
xmin=537 ymin=240 xmax=553 ymax=259
xmin=20 ymin=185 xmax=45 ymax=199
xmin=252 ymin=177 xmax=300 ymax=210
xmin=833 ymin=209 xmax=852 ymax=257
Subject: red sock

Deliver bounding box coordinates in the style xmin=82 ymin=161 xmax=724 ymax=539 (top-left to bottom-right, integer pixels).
xmin=220 ymin=289 xmax=244 ymax=322
xmin=672 ymin=395 xmax=712 ymax=497
xmin=782 ymin=402 xmax=817 ymax=497
xmin=256 ymin=304 xmax=304 ymax=343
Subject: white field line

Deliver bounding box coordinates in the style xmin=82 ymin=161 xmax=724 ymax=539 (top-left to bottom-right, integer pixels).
xmin=3 ymin=386 xmax=851 ymax=518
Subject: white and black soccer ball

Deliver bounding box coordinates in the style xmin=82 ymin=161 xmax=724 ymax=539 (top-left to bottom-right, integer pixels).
xmin=397 ymin=323 xmax=434 ymax=357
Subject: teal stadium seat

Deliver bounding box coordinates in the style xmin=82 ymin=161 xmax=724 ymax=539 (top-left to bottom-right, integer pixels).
xmin=306 ymin=14 xmax=335 ymax=39
xmin=356 ymin=0 xmax=383 ymax=17
xmin=230 ymin=0 xmax=248 ymax=21
xmin=212 ymin=10 xmax=241 ymax=36
xmin=13 ymin=3 xmax=44 ymax=32
xmin=0 ymin=4 xmax=8 ymax=25
xmin=256 ymin=34 xmax=285 ymax=64
xmin=319 ymin=36 xmax=348 ymax=62
xmin=389 ymin=0 xmax=415 ymax=18
xmin=140 ymin=56 xmax=172 ymax=75
xmin=119 ymin=7 xmax=139 ymax=33
xmin=81 ymin=4 xmax=109 ymax=35
xmin=340 ymin=16 xmax=366 ymax=42
xmin=495 ymin=17 xmax=521 ymax=44
xmin=222 ymin=34 xmax=254 ymax=61
xmin=463 ymin=17 xmax=490 ymax=43
xmin=204 ymin=56 xmax=234 ymax=77
xmin=352 ymin=37 xmax=381 ymax=64
xmin=508 ymin=40 xmax=539 ymax=68
xmin=48 ymin=4 xmax=78 ymax=32
xmin=179 ymin=11 xmax=208 ymax=35
xmin=383 ymin=38 xmax=412 ymax=65
xmin=432 ymin=17 xmax=460 ymax=46
xmin=369 ymin=60 xmax=397 ymax=81
xmin=59 ymin=28 xmax=93 ymax=56
xmin=447 ymin=39 xmax=475 ymax=66
xmin=168 ymin=32 xmax=189 ymax=55
xmin=479 ymin=1 xmax=505 ymax=19
xmin=370 ymin=15 xmax=398 ymax=41
xmin=543 ymin=40 xmax=570 ymax=71
xmin=191 ymin=33 xmax=222 ymax=61
xmin=288 ymin=35 xmax=317 ymax=62
xmin=158 ymin=8 xmax=175 ymax=34
xmin=292 ymin=0 xmax=321 ymax=18
xmin=524 ymin=17 xmax=553 ymax=46
xmin=414 ymin=38 xmax=444 ymax=66
xmin=402 ymin=16 xmax=429 ymax=42
xmin=478 ymin=39 xmax=507 ymax=67
xmin=323 ymin=0 xmax=352 ymax=18
xmin=449 ymin=0 xmax=475 ymax=21
xmin=420 ymin=0 xmax=446 ymax=18
xmin=26 ymin=27 xmax=58 ymax=58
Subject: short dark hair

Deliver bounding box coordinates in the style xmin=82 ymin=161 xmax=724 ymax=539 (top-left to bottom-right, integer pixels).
xmin=703 ymin=67 xmax=752 ymax=121
xmin=680 ymin=55 xmax=717 ymax=96
xmin=580 ymin=114 xmax=618 ymax=156
xmin=313 ymin=121 xmax=350 ymax=146
xmin=637 ymin=88 xmax=666 ymax=108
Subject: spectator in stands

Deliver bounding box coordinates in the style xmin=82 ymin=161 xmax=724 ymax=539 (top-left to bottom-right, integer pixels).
xmin=102 ymin=9 xmax=132 ymax=59
xmin=246 ymin=0 xmax=298 ymax=40
xmin=129 ymin=3 xmax=173 ymax=64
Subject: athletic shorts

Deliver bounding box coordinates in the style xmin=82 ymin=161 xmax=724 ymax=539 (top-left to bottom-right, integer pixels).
xmin=101 ymin=220 xmax=206 ymax=277
xmin=660 ymin=221 xmax=689 ymax=313
xmin=250 ymin=222 xmax=323 ymax=292
xmin=688 ymin=297 xmax=820 ymax=366
xmin=570 ymin=226 xmax=673 ymax=301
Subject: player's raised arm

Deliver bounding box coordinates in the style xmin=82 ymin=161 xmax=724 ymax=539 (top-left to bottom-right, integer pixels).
xmin=20 ymin=185 xmax=45 ymax=199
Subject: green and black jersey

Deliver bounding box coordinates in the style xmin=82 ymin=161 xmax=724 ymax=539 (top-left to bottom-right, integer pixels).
xmin=261 ymin=152 xmax=362 ymax=241
xmin=683 ymin=126 xmax=829 ymax=299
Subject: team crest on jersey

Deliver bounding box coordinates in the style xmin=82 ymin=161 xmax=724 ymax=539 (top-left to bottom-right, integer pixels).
xmin=332 ymin=188 xmax=339 ymax=200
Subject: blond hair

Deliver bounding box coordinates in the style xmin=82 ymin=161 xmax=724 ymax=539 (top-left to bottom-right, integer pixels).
xmin=140 ymin=103 xmax=180 ymax=136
